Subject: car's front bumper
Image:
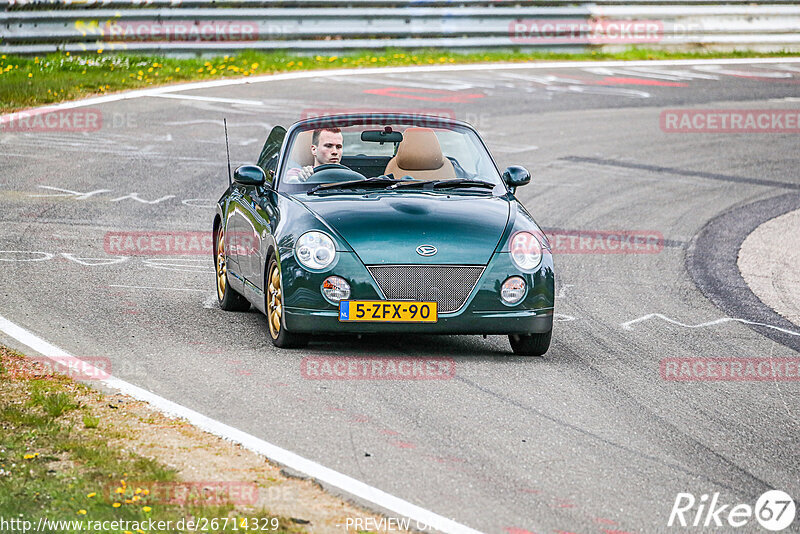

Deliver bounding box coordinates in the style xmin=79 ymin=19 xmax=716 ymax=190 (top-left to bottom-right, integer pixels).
xmin=278 ymin=247 xmax=555 ymax=335
xmin=284 ymin=306 xmax=553 ymax=334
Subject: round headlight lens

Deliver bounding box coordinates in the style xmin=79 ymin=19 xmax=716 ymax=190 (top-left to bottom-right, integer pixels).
xmin=510 ymin=231 xmax=542 ymax=270
xmin=321 ymin=276 xmax=350 ymax=303
xmin=501 ymin=276 xmax=526 ymax=304
xmin=296 ymin=231 xmax=336 ymax=270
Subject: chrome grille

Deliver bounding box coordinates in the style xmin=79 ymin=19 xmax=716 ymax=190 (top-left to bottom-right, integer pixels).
xmin=367 ymin=265 xmax=484 ymax=313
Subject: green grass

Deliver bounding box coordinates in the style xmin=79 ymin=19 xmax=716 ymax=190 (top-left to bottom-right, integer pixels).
xmin=0 ymin=47 xmax=797 ymax=112
xmin=82 ymin=414 xmax=100 ymax=429
xmin=0 ymin=351 xmax=302 ymax=533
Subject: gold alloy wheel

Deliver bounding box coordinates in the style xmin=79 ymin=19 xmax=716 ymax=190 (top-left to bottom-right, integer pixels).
xmin=216 ymin=226 xmax=227 ymax=301
xmin=267 ymin=262 xmax=282 ymax=340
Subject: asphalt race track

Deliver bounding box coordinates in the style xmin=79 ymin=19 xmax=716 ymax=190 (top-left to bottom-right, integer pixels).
xmin=2 ymin=59 xmax=799 ymax=533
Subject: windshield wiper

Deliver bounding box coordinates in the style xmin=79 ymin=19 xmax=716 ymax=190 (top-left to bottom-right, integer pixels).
xmin=389 ymin=178 xmax=496 ymax=191
xmin=307 ymin=177 xmax=398 ymax=195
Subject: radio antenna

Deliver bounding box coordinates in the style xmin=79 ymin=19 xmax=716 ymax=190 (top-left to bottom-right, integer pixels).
xmin=224 ymin=118 xmax=232 ymax=187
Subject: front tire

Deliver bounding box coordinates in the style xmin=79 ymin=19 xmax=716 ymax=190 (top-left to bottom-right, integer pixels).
xmin=214 ymin=223 xmax=250 ymax=311
xmin=266 ymin=257 xmax=309 ymax=348
xmin=509 ymin=331 xmax=551 ymax=356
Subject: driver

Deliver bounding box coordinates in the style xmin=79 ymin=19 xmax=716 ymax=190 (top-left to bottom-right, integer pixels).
xmin=286 ymin=128 xmax=343 ymax=182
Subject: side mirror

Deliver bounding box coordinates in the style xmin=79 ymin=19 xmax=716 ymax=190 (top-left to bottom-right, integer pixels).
xmin=502 ymin=166 xmax=531 ymax=189
xmin=233 ymin=165 xmax=267 ymax=187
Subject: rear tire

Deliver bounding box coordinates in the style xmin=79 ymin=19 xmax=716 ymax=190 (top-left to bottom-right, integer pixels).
xmin=266 ymin=256 xmax=309 ymax=348
xmin=509 ymin=330 xmax=552 ymax=356
xmin=214 ymin=223 xmax=250 ymax=312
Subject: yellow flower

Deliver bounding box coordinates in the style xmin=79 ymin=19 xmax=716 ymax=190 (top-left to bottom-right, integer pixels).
xmin=28 ymin=73 xmax=33 ymax=78
xmin=329 ymin=56 xmax=338 ymax=62
xmin=124 ymin=531 xmax=132 ymax=534
xmin=210 ymin=69 xmax=217 ymax=74
xmin=132 ymin=496 xmax=139 ymax=502
xmin=112 ymin=503 xmax=121 ymax=508
xmin=196 ymin=68 xmax=203 ymax=73
xmin=77 ymin=510 xmax=87 ymax=515
xmin=97 ymin=49 xmax=103 ymax=54
xmin=34 ymin=57 xmax=39 ymax=63
xmin=137 ymin=530 xmax=145 ymax=534
xmin=174 ymin=67 xmax=180 ymax=72
xmin=87 ymin=492 xmax=96 ymax=498
xmin=251 ymin=63 xmax=258 ymax=69
xmin=24 ymin=453 xmax=39 ymax=459
xmin=147 ymin=67 xmax=153 ymax=72
xmin=135 ymin=488 xmax=142 ymax=494
xmin=115 ymin=487 xmax=124 ymax=494
xmin=143 ymin=506 xmax=151 ymax=512
xmin=66 ymin=52 xmax=70 ymax=56
xmin=137 ymin=70 xmax=143 ymax=76
xmin=142 ymin=489 xmax=150 ymax=496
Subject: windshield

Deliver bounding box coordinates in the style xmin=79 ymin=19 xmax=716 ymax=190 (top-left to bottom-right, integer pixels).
xmin=277 ymin=117 xmax=504 ymax=195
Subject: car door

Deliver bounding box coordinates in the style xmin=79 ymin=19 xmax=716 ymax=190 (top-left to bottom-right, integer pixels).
xmin=240 ymin=126 xmax=285 ymax=306
xmin=225 ymin=182 xmax=248 ymax=289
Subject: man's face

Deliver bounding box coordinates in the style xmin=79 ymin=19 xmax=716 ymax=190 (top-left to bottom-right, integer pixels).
xmin=311 ymin=130 xmax=344 ymax=166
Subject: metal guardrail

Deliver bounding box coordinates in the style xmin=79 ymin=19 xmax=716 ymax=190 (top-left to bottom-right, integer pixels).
xmin=2 ymin=2 xmax=799 ymax=55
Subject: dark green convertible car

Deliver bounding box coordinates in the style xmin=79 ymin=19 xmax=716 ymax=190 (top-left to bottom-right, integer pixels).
xmin=213 ymin=113 xmax=554 ymax=355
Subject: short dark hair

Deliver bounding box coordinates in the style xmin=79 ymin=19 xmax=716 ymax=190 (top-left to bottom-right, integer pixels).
xmin=312 ymin=127 xmax=341 ymax=146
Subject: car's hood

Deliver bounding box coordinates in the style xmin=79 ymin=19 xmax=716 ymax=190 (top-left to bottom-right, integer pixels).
xmin=301 ymin=192 xmax=510 ymax=265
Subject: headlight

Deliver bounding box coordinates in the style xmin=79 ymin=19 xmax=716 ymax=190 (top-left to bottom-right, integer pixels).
xmin=510 ymin=231 xmax=542 ymax=270
xmin=501 ymin=276 xmax=526 ymax=305
xmin=296 ymin=231 xmax=336 ymax=270
xmin=321 ymin=276 xmax=350 ymax=303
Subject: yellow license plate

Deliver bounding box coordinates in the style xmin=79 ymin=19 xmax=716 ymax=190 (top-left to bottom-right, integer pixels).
xmin=339 ymin=301 xmax=437 ymax=322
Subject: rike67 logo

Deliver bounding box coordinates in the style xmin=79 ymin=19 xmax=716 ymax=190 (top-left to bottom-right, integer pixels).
xmin=668 ymin=490 xmax=796 ymax=531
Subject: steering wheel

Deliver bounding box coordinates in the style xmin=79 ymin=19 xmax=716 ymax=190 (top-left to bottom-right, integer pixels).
xmin=314 ymin=163 xmax=351 ymax=172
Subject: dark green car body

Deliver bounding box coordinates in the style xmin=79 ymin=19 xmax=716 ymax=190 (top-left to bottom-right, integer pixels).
xmin=214 ymin=114 xmax=554 ymax=351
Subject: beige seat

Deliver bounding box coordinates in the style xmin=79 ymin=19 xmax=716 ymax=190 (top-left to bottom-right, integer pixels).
xmin=384 ymin=128 xmax=455 ymax=181
xmin=288 ymin=130 xmax=315 ymax=168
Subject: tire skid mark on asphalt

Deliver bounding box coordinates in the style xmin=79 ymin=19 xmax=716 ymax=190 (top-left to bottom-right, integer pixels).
xmin=453 ymin=369 xmax=777 ymax=495
xmin=561 ymin=156 xmax=800 ymax=191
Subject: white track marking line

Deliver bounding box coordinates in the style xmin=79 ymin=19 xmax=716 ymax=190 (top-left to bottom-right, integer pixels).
xmin=109 ymin=284 xmax=207 ymax=292
xmin=149 ymin=94 xmax=264 ymax=106
xmin=0 ymin=313 xmax=483 ymax=534
xmin=2 ymin=58 xmax=800 ymax=122
xmin=620 ymin=313 xmax=800 ymax=336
